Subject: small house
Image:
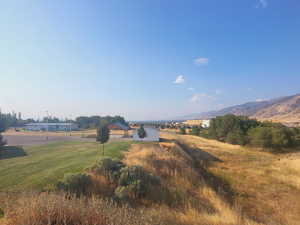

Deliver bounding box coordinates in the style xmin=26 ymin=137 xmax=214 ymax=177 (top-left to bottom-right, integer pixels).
xmin=24 ymin=123 xmax=78 ymax=131
xmin=107 ymin=122 xmax=130 ymax=137
xmin=133 ymin=127 xmax=160 ymax=142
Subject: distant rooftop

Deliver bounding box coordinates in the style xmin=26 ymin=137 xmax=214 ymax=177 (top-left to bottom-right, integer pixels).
xmin=25 ymin=123 xmax=75 ymax=126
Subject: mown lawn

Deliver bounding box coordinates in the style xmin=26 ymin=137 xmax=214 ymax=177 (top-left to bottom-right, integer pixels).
xmin=0 ymin=141 xmax=132 ymax=191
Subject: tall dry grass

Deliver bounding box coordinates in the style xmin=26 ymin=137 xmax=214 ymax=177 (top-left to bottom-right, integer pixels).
xmin=1 ymin=193 xmax=163 ymax=225
xmin=160 ymin=132 xmax=300 ymax=225
xmin=123 ymin=142 xmax=263 ymax=225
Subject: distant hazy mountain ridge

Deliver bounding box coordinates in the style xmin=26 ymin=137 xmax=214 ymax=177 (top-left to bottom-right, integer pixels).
xmin=182 ymin=94 xmax=300 ymax=125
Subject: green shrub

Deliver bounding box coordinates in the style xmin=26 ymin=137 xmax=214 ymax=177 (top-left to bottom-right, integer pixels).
xmin=90 ymin=159 xmax=161 ymax=201
xmin=56 ymin=173 xmax=92 ymax=196
xmin=189 ymin=126 xmax=200 ymax=136
xmin=117 ymin=166 xmax=160 ymax=200
xmin=90 ymin=157 xmax=124 ymax=183
xmin=0 ymin=208 xmax=4 ymax=218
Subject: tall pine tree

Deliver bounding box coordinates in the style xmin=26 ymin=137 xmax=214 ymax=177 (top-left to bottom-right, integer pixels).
xmin=96 ymin=125 xmax=110 ymax=155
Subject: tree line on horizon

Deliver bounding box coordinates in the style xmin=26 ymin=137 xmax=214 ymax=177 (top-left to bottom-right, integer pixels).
xmin=186 ymin=114 xmax=300 ymax=152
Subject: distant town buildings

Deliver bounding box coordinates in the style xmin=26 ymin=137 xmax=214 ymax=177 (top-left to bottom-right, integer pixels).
xmin=25 ymin=123 xmax=78 ymax=131
xmin=183 ymin=119 xmax=210 ymax=128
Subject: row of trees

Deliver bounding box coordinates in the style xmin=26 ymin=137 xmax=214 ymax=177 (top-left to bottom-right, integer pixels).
xmin=203 ymin=114 xmax=300 ymax=151
xmin=76 ymin=116 xmax=127 ymax=129
xmin=0 ymin=112 xmax=127 ymax=131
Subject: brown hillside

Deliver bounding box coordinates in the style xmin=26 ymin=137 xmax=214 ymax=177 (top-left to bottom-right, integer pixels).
xmin=253 ymin=94 xmax=300 ymax=124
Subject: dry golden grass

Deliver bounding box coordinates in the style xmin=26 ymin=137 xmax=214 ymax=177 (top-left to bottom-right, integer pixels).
xmin=161 ymin=132 xmax=300 ymax=225
xmin=122 ymin=140 xmax=263 ymax=225
xmin=1 ymin=193 xmax=163 ymax=225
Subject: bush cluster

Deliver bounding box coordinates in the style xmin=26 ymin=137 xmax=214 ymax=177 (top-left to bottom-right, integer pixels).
xmin=202 ymin=114 xmax=299 ymax=152
xmin=189 ymin=126 xmax=201 ymax=136
xmin=178 ymin=127 xmax=186 ymax=135
xmin=91 ymin=158 xmax=160 ymax=201
xmin=91 ymin=157 xmax=124 ymax=183
xmin=56 ymin=173 xmax=92 ymax=196
xmin=248 ymin=125 xmax=296 ymax=149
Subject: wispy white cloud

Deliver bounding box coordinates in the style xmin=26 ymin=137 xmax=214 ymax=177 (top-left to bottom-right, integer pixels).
xmin=188 ymin=87 xmax=195 ymax=91
xmin=256 ymin=98 xmax=266 ymax=102
xmin=190 ymin=93 xmax=215 ymax=103
xmin=174 ymin=75 xmax=185 ymax=84
xmin=215 ymin=89 xmax=222 ymax=95
xmin=256 ymin=0 xmax=268 ymax=8
xmin=194 ymin=57 xmax=209 ymax=66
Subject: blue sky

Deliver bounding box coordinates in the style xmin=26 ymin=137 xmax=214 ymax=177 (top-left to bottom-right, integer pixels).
xmin=0 ymin=0 xmax=299 ymax=120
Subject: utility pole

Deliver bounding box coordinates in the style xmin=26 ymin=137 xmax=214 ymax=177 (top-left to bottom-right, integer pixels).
xmin=46 ymin=111 xmax=49 ymax=141
xmin=69 ymin=114 xmax=72 ymax=136
xmin=65 ymin=117 xmax=68 ymax=136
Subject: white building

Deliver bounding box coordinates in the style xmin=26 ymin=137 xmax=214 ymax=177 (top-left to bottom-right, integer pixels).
xmin=133 ymin=127 xmax=160 ymax=142
xmin=25 ymin=123 xmax=78 ymax=131
xmin=202 ymin=120 xmax=210 ymax=128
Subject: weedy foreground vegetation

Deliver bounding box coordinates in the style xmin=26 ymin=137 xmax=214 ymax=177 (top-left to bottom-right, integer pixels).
xmin=1 ymin=131 xmax=300 ymax=225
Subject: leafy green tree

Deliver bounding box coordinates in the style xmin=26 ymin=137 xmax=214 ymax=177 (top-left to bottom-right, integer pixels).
xmin=208 ymin=114 xmax=259 ymax=144
xmin=189 ymin=126 xmax=200 ymax=136
xmin=225 ymin=130 xmax=247 ymax=145
xmin=97 ymin=125 xmax=110 ymax=155
xmin=137 ymin=125 xmax=146 ymax=139
xmin=271 ymin=127 xmax=295 ymax=149
xmin=76 ymin=115 xmax=127 ymax=129
xmin=248 ymin=127 xmax=273 ymax=148
xmin=179 ymin=127 xmax=186 ymax=135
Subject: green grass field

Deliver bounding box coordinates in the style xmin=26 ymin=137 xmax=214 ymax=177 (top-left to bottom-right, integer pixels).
xmin=0 ymin=141 xmax=132 ymax=191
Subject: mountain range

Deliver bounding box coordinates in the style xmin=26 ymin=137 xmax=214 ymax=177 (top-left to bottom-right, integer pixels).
xmin=181 ymin=93 xmax=300 ymax=126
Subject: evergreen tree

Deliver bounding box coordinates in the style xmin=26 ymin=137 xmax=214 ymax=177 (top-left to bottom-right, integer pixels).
xmin=137 ymin=125 xmax=147 ymax=139
xmin=96 ymin=125 xmax=110 ymax=155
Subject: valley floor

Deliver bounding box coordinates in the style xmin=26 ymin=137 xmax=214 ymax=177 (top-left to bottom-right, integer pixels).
xmin=1 ymin=132 xmax=300 ymax=225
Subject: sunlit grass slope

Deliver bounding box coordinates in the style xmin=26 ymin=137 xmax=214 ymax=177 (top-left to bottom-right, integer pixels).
xmin=0 ymin=141 xmax=131 ymax=191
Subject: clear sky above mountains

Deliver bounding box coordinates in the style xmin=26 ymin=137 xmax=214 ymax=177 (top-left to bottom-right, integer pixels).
xmin=0 ymin=0 xmax=299 ymax=120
